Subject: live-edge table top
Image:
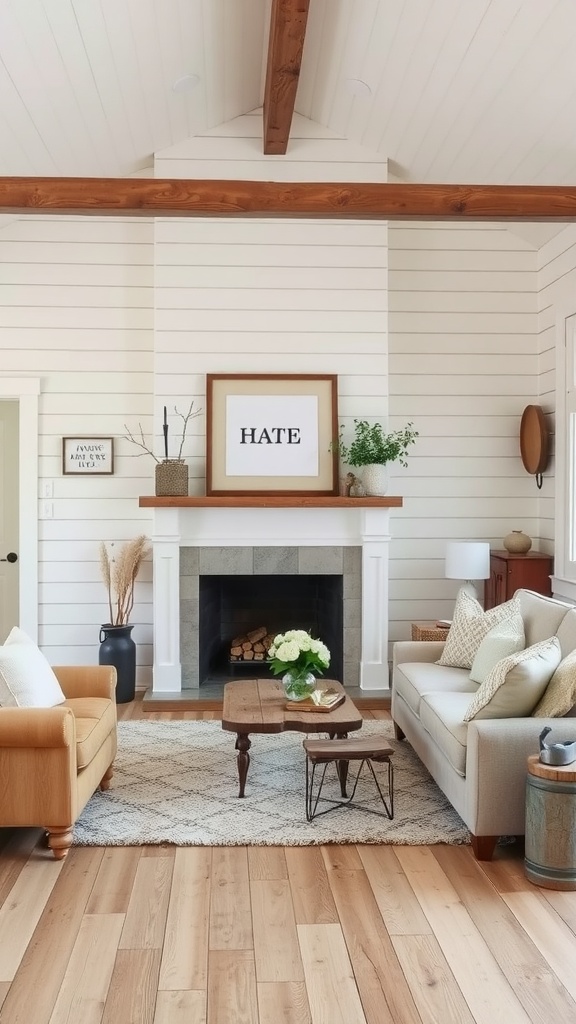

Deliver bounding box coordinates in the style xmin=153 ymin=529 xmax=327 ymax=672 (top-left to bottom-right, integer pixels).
xmin=221 ymin=678 xmax=363 ymax=735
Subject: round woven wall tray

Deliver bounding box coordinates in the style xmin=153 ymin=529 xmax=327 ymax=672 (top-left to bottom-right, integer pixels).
xmin=520 ymin=405 xmax=549 ymax=488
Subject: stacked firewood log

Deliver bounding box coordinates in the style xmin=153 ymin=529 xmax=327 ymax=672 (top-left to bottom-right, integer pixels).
xmin=230 ymin=626 xmax=275 ymax=662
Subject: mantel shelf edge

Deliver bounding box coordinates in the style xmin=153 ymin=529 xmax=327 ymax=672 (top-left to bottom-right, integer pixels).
xmin=139 ymin=495 xmax=403 ymax=508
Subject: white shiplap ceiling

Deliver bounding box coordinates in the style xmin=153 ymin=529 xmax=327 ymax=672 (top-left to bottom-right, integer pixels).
xmin=1 ymin=0 xmax=576 ymax=185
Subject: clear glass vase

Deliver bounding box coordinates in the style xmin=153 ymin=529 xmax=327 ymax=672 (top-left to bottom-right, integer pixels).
xmin=282 ymin=669 xmax=317 ymax=701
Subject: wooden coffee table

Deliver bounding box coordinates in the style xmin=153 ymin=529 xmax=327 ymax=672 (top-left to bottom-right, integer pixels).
xmin=222 ymin=678 xmax=363 ymax=797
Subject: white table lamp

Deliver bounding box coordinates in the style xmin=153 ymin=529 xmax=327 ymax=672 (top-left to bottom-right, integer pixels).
xmin=445 ymin=541 xmax=491 ymax=601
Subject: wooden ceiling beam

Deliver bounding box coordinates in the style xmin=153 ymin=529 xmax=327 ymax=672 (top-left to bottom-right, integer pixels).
xmin=263 ymin=0 xmax=311 ymax=155
xmin=1 ymin=177 xmax=576 ymax=220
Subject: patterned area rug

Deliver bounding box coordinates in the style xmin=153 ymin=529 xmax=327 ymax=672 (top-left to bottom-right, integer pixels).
xmin=73 ymin=720 xmax=471 ymax=847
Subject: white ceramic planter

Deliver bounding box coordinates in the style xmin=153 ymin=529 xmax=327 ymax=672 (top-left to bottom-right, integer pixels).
xmin=362 ymin=463 xmax=389 ymax=496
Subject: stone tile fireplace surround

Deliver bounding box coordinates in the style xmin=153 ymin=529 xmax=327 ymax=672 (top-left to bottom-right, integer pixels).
xmin=141 ymin=497 xmax=401 ymax=695
xmin=182 ymin=545 xmax=352 ymax=687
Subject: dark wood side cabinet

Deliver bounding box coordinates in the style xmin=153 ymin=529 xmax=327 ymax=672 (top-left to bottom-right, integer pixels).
xmin=484 ymin=550 xmax=553 ymax=610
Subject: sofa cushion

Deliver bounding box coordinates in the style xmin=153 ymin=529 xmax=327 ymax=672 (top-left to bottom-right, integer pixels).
xmin=0 ymin=627 xmax=66 ymax=708
xmin=394 ymin=661 xmax=475 ymax=717
xmin=437 ymin=589 xmax=521 ymax=670
xmin=64 ymin=697 xmax=116 ymax=769
xmin=419 ymin=692 xmax=471 ymax=777
xmin=554 ymin=608 xmax=576 ymax=660
xmin=517 ymin=590 xmax=569 ymax=647
xmin=464 ymin=637 xmax=562 ymax=722
xmin=532 ymin=648 xmax=576 ymax=718
xmin=469 ymin=613 xmax=525 ymax=684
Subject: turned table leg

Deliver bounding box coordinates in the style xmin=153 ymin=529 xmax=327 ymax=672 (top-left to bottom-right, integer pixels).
xmin=235 ymin=733 xmax=251 ymax=797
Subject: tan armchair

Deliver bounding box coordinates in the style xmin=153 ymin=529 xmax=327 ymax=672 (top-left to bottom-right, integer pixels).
xmin=0 ymin=665 xmax=117 ymax=858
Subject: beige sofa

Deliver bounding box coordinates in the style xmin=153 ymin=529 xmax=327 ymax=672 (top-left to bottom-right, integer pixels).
xmin=391 ymin=589 xmax=576 ymax=859
xmin=0 ymin=665 xmax=117 ymax=858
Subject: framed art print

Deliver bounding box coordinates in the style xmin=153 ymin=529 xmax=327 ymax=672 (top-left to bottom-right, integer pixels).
xmin=206 ymin=374 xmax=339 ymax=496
xmin=62 ymin=437 xmax=114 ymax=475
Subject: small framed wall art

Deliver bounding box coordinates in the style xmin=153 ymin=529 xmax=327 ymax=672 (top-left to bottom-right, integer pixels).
xmin=206 ymin=373 xmax=339 ymax=496
xmin=62 ymin=437 xmax=114 ymax=475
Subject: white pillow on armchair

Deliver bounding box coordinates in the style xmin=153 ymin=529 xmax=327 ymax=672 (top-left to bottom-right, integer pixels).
xmin=0 ymin=627 xmax=65 ymax=707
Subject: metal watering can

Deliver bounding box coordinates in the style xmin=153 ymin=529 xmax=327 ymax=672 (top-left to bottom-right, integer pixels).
xmin=539 ymin=726 xmax=576 ymax=766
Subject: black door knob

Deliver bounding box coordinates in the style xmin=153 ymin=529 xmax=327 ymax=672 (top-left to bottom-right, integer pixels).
xmin=1 ymin=552 xmax=18 ymax=563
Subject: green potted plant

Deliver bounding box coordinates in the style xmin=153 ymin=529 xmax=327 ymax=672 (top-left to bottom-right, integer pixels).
xmin=335 ymin=420 xmax=418 ymax=494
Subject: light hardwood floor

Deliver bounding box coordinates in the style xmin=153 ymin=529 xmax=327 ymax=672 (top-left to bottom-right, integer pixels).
xmin=1 ymin=700 xmax=576 ymax=1024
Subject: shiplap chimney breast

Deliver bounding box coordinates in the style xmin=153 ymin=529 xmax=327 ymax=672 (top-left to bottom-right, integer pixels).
xmin=147 ymin=112 xmax=392 ymax=693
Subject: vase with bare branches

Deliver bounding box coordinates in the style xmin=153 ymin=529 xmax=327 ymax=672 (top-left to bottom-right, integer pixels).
xmin=98 ymin=535 xmax=151 ymax=702
xmin=124 ymin=401 xmax=201 ymax=495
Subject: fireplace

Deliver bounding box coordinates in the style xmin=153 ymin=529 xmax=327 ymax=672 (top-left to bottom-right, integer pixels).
xmin=181 ymin=545 xmax=355 ymax=686
xmin=144 ymin=501 xmax=397 ymax=694
xmin=196 ymin=572 xmax=344 ymax=685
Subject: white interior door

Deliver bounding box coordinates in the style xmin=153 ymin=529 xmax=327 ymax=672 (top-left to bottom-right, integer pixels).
xmin=0 ymin=400 xmax=19 ymax=640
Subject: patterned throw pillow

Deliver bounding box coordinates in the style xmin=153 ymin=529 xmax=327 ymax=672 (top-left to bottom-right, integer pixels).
xmin=464 ymin=636 xmax=561 ymax=722
xmin=469 ymin=613 xmax=526 ymax=685
xmin=533 ymin=648 xmax=576 ymax=718
xmin=437 ymin=589 xmax=521 ymax=670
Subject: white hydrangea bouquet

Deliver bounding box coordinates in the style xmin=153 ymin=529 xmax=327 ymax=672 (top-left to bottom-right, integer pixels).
xmin=268 ymin=629 xmax=331 ymax=700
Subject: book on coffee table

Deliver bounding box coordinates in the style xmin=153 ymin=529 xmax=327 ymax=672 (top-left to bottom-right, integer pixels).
xmin=284 ymin=688 xmax=346 ymax=713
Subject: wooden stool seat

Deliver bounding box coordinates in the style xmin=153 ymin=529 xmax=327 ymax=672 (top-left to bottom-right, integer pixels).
xmin=303 ymin=737 xmax=395 ymax=762
xmin=303 ymin=734 xmax=394 ymax=822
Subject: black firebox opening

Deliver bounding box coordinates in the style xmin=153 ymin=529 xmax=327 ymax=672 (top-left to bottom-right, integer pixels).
xmin=198 ymin=574 xmax=343 ymax=685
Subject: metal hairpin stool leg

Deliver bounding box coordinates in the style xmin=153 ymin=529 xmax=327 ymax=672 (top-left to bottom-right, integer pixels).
xmin=303 ymin=736 xmax=394 ymax=822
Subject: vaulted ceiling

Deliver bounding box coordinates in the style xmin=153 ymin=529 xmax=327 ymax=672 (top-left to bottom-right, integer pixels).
xmin=1 ymin=0 xmax=576 ymax=185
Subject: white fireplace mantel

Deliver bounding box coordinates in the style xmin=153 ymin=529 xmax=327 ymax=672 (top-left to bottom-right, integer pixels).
xmin=140 ymin=496 xmax=402 ymax=694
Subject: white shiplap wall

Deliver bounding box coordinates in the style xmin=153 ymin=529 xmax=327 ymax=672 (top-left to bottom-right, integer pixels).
xmin=0 ymin=112 xmax=553 ymax=680
xmin=388 ymin=221 xmax=540 ymax=640
xmin=153 ymin=216 xmax=389 ymax=493
xmin=153 ymin=112 xmax=391 ymax=491
xmin=0 ymin=216 xmax=155 ymax=681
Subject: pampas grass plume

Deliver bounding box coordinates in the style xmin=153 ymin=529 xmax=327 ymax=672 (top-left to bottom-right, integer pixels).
xmin=100 ymin=535 xmax=151 ymax=625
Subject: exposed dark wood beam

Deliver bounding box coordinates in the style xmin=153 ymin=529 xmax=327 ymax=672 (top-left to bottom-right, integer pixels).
xmin=263 ymin=0 xmax=311 ymax=155
xmin=1 ymin=177 xmax=576 ymax=220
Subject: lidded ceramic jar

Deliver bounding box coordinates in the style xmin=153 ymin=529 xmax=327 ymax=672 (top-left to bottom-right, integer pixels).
xmin=503 ymin=530 xmax=532 ymax=554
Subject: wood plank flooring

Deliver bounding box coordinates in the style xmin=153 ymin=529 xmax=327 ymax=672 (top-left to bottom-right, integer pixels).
xmin=1 ymin=698 xmax=576 ymax=1023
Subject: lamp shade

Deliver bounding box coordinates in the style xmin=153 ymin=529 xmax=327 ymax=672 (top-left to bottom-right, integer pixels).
xmin=445 ymin=541 xmax=490 ymax=582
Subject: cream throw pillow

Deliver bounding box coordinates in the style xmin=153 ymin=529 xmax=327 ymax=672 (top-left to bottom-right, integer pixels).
xmin=533 ymin=648 xmax=576 ymax=718
xmin=0 ymin=627 xmax=65 ymax=708
xmin=437 ymin=589 xmax=521 ymax=670
xmin=464 ymin=636 xmax=561 ymax=722
xmin=469 ymin=613 xmax=525 ymax=685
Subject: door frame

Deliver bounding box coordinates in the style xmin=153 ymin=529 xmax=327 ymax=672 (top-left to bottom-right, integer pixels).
xmin=0 ymin=376 xmax=40 ymax=640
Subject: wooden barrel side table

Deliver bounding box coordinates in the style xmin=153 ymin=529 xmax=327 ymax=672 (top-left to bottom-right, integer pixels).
xmin=525 ymin=754 xmax=576 ymax=890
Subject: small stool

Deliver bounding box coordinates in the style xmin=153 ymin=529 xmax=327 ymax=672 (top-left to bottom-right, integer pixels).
xmin=303 ymin=736 xmax=394 ymax=822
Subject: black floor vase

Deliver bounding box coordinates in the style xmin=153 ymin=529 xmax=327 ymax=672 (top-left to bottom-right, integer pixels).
xmin=99 ymin=624 xmax=136 ymax=703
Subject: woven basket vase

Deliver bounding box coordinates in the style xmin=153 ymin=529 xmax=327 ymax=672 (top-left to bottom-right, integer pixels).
xmin=155 ymin=459 xmax=188 ymax=496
